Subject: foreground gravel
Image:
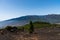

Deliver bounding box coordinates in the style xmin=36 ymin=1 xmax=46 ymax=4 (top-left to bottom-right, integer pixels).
xmin=0 ymin=28 xmax=60 ymax=40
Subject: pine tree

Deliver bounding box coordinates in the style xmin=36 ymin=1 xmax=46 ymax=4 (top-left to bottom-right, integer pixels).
xmin=29 ymin=21 xmax=34 ymax=34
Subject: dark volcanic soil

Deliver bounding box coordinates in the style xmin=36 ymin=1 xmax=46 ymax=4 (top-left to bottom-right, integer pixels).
xmin=0 ymin=27 xmax=60 ymax=40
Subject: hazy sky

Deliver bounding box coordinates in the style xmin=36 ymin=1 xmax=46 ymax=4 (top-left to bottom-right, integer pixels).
xmin=0 ymin=0 xmax=60 ymax=21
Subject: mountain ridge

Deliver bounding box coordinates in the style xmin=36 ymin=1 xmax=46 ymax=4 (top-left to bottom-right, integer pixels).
xmin=0 ymin=14 xmax=60 ymax=28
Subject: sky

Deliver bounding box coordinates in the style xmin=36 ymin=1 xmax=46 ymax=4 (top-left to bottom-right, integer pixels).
xmin=0 ymin=0 xmax=60 ymax=21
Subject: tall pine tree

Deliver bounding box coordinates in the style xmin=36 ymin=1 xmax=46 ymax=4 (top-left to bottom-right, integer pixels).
xmin=29 ymin=21 xmax=34 ymax=34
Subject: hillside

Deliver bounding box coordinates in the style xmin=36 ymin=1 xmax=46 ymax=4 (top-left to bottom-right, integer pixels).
xmin=0 ymin=22 xmax=60 ymax=40
xmin=0 ymin=14 xmax=60 ymax=28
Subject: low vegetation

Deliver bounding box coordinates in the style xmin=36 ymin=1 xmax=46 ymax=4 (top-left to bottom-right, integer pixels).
xmin=0 ymin=21 xmax=60 ymax=40
xmin=0 ymin=21 xmax=59 ymax=33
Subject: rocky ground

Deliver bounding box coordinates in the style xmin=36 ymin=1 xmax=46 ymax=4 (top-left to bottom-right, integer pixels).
xmin=0 ymin=27 xmax=60 ymax=40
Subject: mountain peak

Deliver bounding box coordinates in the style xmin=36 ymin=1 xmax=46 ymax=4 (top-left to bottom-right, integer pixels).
xmin=47 ymin=14 xmax=60 ymax=16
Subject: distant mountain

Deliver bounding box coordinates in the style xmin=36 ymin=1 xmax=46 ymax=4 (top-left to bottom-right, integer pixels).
xmin=0 ymin=14 xmax=60 ymax=28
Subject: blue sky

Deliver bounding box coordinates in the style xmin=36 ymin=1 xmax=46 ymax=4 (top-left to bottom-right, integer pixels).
xmin=0 ymin=0 xmax=60 ymax=21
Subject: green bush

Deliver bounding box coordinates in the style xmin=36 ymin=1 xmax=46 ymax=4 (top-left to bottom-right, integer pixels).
xmin=5 ymin=26 xmax=13 ymax=31
xmin=12 ymin=26 xmax=17 ymax=32
xmin=5 ymin=26 xmax=17 ymax=32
